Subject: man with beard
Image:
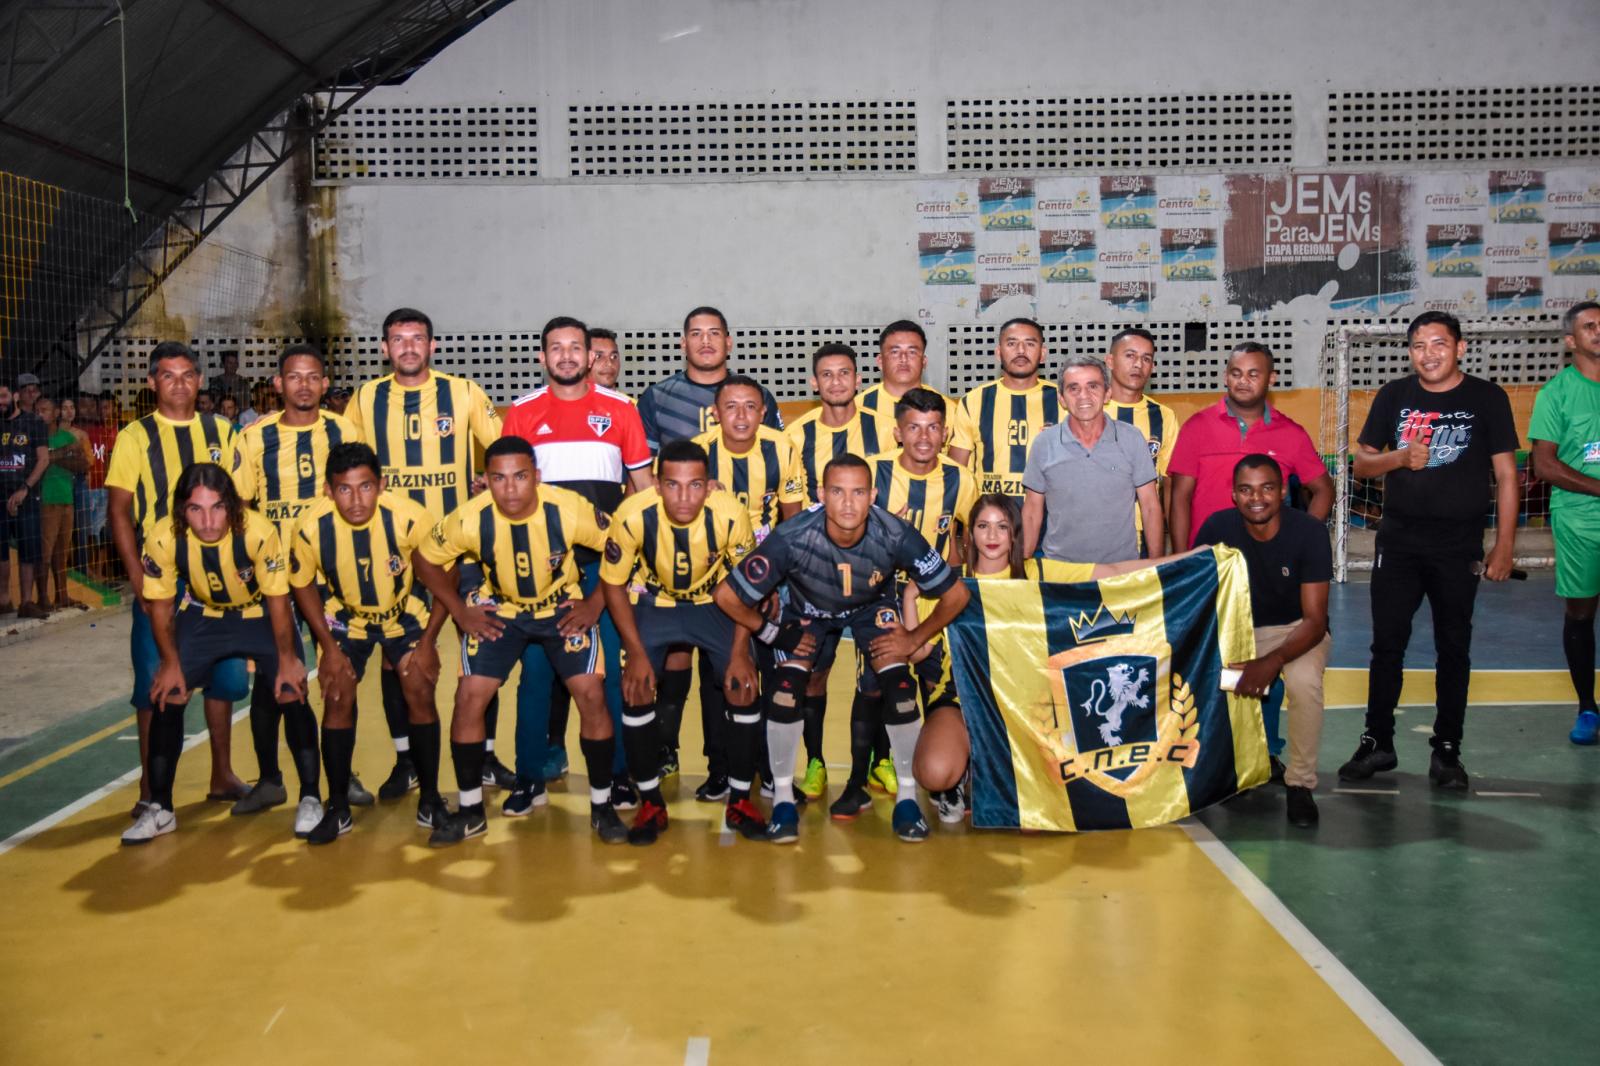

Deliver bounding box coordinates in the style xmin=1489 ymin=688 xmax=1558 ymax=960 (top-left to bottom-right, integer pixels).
xmin=948 ymin=318 xmax=1061 ymax=504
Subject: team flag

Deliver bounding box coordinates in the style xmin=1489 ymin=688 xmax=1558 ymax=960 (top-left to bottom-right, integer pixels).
xmin=947 ymin=546 xmax=1268 ymax=831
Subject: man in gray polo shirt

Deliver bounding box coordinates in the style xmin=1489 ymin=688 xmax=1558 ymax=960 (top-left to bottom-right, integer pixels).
xmin=1022 ymin=354 xmax=1162 ymax=563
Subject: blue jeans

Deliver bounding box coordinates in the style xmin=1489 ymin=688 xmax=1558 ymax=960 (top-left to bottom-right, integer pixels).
xmin=513 ymin=559 xmax=625 ymax=781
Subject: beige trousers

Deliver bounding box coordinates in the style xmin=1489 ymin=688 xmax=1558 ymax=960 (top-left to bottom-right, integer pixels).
xmin=1253 ymin=623 xmax=1331 ymax=789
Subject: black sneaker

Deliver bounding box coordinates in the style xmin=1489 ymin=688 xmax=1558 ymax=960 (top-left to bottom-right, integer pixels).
xmin=591 ymin=802 xmax=629 ymax=844
xmin=1428 ymin=740 xmax=1470 ymax=791
xmin=610 ymin=778 xmax=640 ymax=811
xmin=306 ymin=806 xmax=353 ymax=845
xmin=502 ymin=780 xmax=548 ymax=816
xmin=1269 ymin=756 xmax=1287 ymax=785
xmin=1337 ymin=733 xmax=1398 ymax=781
xmin=694 ymin=774 xmax=730 ymax=803
xmin=482 ymin=754 xmax=517 ymax=790
xmin=1285 ymin=786 xmax=1319 ymax=828
xmin=626 ymin=801 xmax=669 ymax=846
xmin=378 ymin=757 xmax=418 ymax=801
xmin=828 ymin=782 xmax=873 ymax=821
xmin=415 ymin=793 xmax=451 ymax=831
xmin=347 ymin=773 xmax=375 ymax=808
xmin=429 ymin=804 xmax=487 ymax=847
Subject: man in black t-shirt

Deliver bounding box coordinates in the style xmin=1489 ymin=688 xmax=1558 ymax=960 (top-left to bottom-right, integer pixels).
xmin=714 ymin=454 xmax=970 ymax=845
xmin=1197 ymin=454 xmax=1331 ymax=828
xmin=0 ymin=378 xmax=51 ymax=619
xmin=1340 ymin=311 xmax=1519 ymax=791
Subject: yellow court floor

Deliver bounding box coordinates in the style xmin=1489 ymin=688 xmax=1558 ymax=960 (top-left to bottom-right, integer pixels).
xmin=1 ymin=653 xmax=1403 ymax=1065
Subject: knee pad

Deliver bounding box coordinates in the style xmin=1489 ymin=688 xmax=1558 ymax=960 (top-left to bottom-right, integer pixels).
xmin=878 ymin=664 xmax=920 ymax=726
xmin=765 ymin=666 xmax=807 ymax=724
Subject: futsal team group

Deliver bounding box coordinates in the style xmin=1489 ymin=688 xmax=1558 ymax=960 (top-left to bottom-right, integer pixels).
xmin=37 ymin=299 xmax=1597 ymax=848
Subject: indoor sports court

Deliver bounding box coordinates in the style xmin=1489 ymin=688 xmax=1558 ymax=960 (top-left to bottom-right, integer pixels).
xmin=2 ymin=2 xmax=1597 ymax=1064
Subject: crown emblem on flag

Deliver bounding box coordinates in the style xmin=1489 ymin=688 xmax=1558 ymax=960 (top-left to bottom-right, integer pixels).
xmin=1068 ymin=604 xmax=1136 ymax=644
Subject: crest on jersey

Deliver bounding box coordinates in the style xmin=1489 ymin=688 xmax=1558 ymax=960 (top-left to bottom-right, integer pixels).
xmin=937 ymin=514 xmax=952 ymax=534
xmin=387 ymin=554 xmax=406 ymax=576
xmin=593 ymin=507 xmax=611 ymax=530
xmin=264 ymin=556 xmax=284 ymax=573
xmin=875 ymin=606 xmax=900 ymax=628
xmin=209 ymin=446 xmax=224 ymax=462
xmin=237 ymin=565 xmax=255 ymax=584
xmin=141 ymin=555 xmax=162 ymax=579
xmin=548 ymin=551 xmax=567 ymax=571
xmin=604 ymin=539 xmax=623 ymax=564
xmin=565 ymin=630 xmax=591 ymax=652
xmin=587 ymin=413 xmax=612 ymax=437
xmin=231 ymin=450 xmax=243 ymax=471
xmin=435 ymin=416 xmax=454 ymax=437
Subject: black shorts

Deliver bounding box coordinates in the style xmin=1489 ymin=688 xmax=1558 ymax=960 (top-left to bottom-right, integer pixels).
xmin=633 ymin=600 xmax=745 ymax=681
xmin=914 ymin=635 xmax=960 ymax=712
xmin=172 ymin=605 xmax=304 ymax=701
xmin=0 ymin=490 xmax=42 ymax=566
xmin=774 ymin=596 xmax=903 ymax=689
xmin=330 ymin=597 xmax=429 ymax=680
xmin=461 ymin=607 xmax=601 ymax=683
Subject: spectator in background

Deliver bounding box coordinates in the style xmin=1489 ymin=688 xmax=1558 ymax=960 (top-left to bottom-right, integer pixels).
xmin=75 ymin=392 xmax=115 ymax=583
xmin=213 ymin=350 xmax=251 ymax=412
xmin=1 ymin=377 xmax=50 ymax=618
xmin=325 ymin=386 xmax=352 ymax=416
xmin=38 ymin=395 xmax=88 ymax=612
xmin=219 ymin=394 xmax=242 ymax=430
xmin=196 ymin=390 xmax=216 ymax=415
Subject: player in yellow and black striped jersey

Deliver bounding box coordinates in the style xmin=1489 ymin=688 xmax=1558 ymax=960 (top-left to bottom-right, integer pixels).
xmin=693 ymin=374 xmax=807 ymax=542
xmin=855 ymin=320 xmax=973 ymax=455
xmin=1104 ymin=327 xmax=1178 ymax=553
xmin=948 ymin=318 xmax=1062 ymax=502
xmin=345 ymin=310 xmax=502 ymax=517
xmin=287 ymin=442 xmax=449 ymax=842
xmin=124 ymin=462 xmax=311 ymax=845
xmin=230 ymin=344 xmax=361 ymax=534
xmin=104 ymin=341 xmax=250 ymax=816
xmin=413 ymin=437 xmax=627 ymax=846
xmin=346 ymin=308 xmax=508 ymax=793
xmin=228 ymin=344 xmax=368 ymax=816
xmin=599 ymin=440 xmax=760 ymax=842
xmin=786 ymin=344 xmax=896 ymax=504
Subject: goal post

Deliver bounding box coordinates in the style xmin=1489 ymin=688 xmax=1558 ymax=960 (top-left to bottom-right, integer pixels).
xmin=1320 ymin=320 xmax=1568 ymax=583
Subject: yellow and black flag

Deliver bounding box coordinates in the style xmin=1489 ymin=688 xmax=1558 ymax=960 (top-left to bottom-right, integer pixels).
xmin=947 ymin=546 xmax=1268 ymax=831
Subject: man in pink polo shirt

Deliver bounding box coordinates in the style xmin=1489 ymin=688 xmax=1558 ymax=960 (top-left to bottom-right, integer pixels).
xmin=1168 ymin=342 xmax=1333 ymax=549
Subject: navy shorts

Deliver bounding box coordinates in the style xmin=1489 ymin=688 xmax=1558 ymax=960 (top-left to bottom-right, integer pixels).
xmin=158 ymin=604 xmax=303 ymax=706
xmin=462 ymin=605 xmax=601 ymax=683
xmin=774 ymin=596 xmax=902 ymax=690
xmin=0 ymin=490 xmax=42 ymax=566
xmin=131 ymin=592 xmax=250 ymax=710
xmin=632 ymin=600 xmax=746 ymax=682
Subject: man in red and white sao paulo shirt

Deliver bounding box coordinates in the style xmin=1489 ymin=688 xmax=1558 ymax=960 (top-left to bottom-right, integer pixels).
xmin=498 ymin=316 xmax=653 ymax=815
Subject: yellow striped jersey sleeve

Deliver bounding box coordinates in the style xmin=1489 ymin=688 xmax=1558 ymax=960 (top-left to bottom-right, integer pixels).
xmin=140 ymin=510 xmax=287 ymax=617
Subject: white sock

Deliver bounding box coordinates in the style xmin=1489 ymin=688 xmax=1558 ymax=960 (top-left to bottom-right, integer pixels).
xmin=766 ymin=719 xmax=803 ymax=805
xmin=886 ymin=720 xmax=921 ymax=802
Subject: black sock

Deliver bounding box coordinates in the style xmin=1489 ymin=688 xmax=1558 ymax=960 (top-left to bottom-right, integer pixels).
xmin=410 ymin=721 xmax=442 ymax=798
xmin=450 ymin=740 xmax=487 ymax=805
xmin=579 ymin=735 xmax=615 ymax=797
xmin=622 ymin=703 xmax=662 ymax=790
xmin=380 ymin=667 xmax=409 ymax=757
xmin=725 ymin=702 xmax=761 ymax=801
xmin=547 ymin=678 xmax=571 ymax=747
xmin=321 ymin=726 xmax=355 ymax=812
xmin=802 ymin=693 xmax=826 ymax=763
xmin=659 ymin=666 xmax=692 ymax=750
xmin=149 ymin=703 xmax=187 ymax=810
xmin=848 ymin=690 xmax=878 ymax=786
xmin=485 ymin=694 xmax=500 ymax=747
xmin=1566 ymin=615 xmax=1598 ymax=710
xmin=248 ymin=684 xmax=283 ymax=783
xmin=871 ymin=720 xmax=892 ymax=767
xmin=282 ymin=700 xmax=322 ymax=800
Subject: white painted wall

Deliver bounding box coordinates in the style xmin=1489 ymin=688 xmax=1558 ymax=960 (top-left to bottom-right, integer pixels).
xmin=131 ymin=0 xmax=1600 ymax=392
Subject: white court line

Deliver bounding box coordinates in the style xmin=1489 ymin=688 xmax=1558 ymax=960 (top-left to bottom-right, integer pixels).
xmin=1475 ymin=791 xmax=1541 ymax=798
xmin=684 ymin=1036 xmax=710 ymax=1066
xmin=1179 ymin=820 xmax=1440 ymax=1066
xmin=0 ymin=667 xmax=320 ymax=859
xmin=1332 ymin=788 xmax=1400 ymax=796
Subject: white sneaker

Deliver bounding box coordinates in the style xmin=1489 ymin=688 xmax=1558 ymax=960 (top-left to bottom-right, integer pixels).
xmin=121 ymin=805 xmax=176 ymax=845
xmin=934 ymin=787 xmax=967 ymax=824
xmin=293 ymin=796 xmax=325 ymax=839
